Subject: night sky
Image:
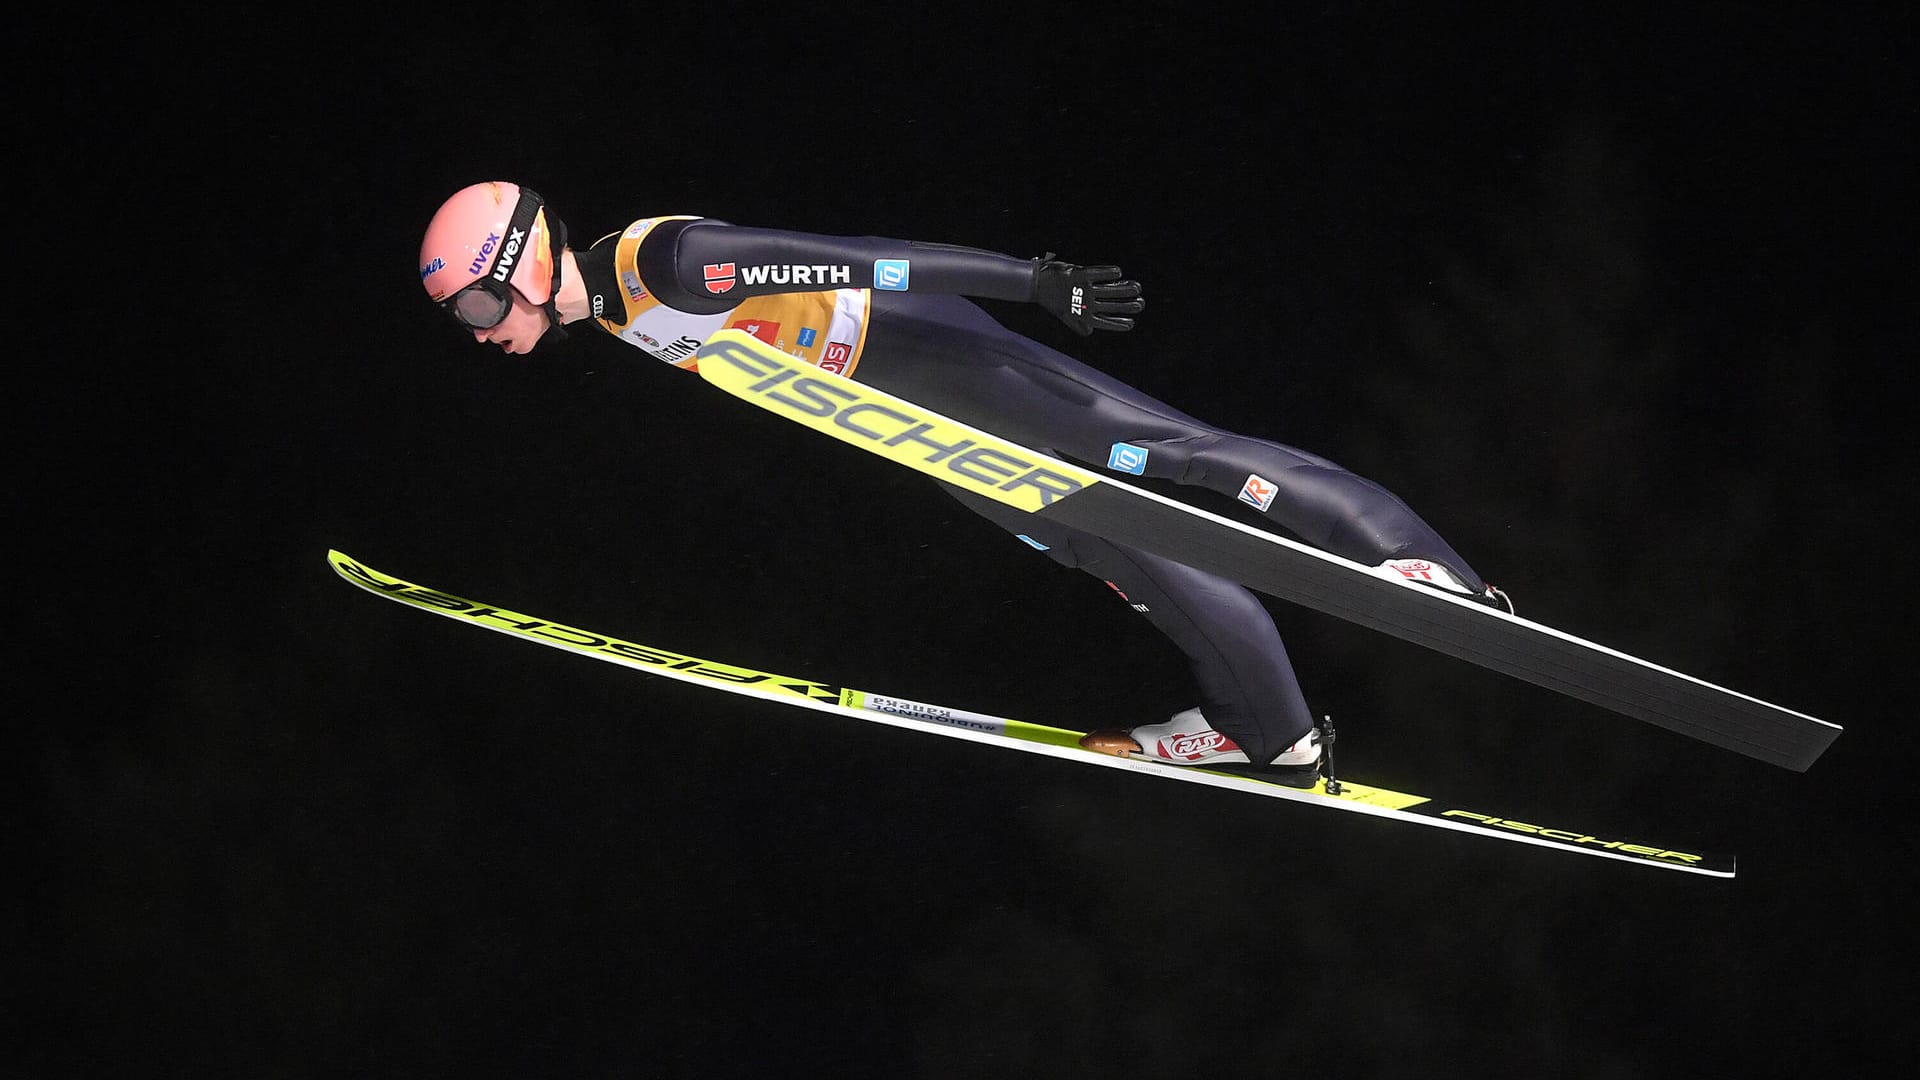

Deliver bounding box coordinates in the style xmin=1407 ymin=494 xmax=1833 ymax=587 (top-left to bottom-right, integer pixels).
xmin=33 ymin=7 xmax=1915 ymax=1076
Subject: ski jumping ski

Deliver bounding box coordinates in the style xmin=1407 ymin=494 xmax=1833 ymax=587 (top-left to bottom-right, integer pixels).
xmin=330 ymin=550 xmax=1735 ymax=877
xmin=692 ymin=330 xmax=1840 ymax=773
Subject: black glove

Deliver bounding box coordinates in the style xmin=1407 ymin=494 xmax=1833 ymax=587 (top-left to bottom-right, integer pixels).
xmin=1033 ymin=257 xmax=1145 ymax=335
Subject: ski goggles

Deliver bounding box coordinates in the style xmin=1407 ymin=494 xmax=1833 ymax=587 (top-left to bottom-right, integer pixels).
xmin=442 ymin=277 xmax=516 ymax=331
xmin=439 ymin=188 xmax=549 ymax=331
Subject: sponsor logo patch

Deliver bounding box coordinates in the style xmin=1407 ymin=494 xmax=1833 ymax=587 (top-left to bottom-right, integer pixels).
xmin=490 ymin=226 xmax=525 ymax=282
xmin=873 ymin=259 xmax=911 ymax=291
xmin=797 ymin=327 xmax=817 ymax=348
xmin=634 ymin=334 xmax=701 ymax=365
xmin=1238 ymin=473 xmax=1279 ymax=512
xmin=620 ymin=270 xmax=648 ymax=302
xmin=740 ymin=264 xmax=852 ymax=287
xmin=704 ymin=263 xmax=737 ymax=294
xmin=1107 ymin=443 xmax=1149 ymax=474
xmin=1158 ymin=731 xmax=1236 ymax=760
xmin=419 ymin=256 xmax=444 ymax=280
xmin=820 ymin=342 xmax=853 ymax=373
xmin=730 ymin=318 xmax=781 ymax=345
xmin=469 ymin=233 xmax=500 ymax=275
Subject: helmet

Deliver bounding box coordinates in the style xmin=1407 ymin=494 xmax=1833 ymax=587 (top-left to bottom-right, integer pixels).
xmin=419 ymin=181 xmax=569 ymax=331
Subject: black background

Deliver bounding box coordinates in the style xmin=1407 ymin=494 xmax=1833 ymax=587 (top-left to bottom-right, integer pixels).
xmin=32 ymin=6 xmax=1915 ymax=1076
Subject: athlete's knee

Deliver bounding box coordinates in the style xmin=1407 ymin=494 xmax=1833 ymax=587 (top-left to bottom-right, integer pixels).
xmin=1100 ymin=431 xmax=1220 ymax=483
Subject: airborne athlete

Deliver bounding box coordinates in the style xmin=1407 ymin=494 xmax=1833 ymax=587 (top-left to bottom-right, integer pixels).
xmin=417 ymin=180 xmax=1511 ymax=784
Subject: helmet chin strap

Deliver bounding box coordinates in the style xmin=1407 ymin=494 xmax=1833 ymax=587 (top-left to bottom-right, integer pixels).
xmin=536 ymin=294 xmax=568 ymax=347
xmin=531 ymin=211 xmax=571 ymax=348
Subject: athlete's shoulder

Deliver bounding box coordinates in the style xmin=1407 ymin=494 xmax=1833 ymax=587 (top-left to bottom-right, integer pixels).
xmin=588 ymin=215 xmax=705 ymax=251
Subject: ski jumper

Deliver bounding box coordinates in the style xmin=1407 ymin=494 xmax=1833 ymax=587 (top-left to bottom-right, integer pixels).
xmin=573 ymin=218 xmax=1488 ymax=764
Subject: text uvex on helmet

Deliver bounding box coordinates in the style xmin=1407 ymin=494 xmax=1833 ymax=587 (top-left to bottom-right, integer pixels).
xmin=419 ymin=181 xmax=569 ymax=334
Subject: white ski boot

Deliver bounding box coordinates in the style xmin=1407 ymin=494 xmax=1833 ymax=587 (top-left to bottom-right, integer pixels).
xmin=1379 ymin=558 xmax=1514 ymax=614
xmin=1080 ymin=709 xmax=1324 ymax=788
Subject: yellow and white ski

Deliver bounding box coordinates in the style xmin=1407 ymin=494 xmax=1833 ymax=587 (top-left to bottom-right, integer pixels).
xmin=330 ymin=550 xmax=1736 ymax=877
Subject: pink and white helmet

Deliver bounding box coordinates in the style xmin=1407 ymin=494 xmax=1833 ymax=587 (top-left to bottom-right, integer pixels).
xmin=419 ymin=181 xmax=567 ymax=330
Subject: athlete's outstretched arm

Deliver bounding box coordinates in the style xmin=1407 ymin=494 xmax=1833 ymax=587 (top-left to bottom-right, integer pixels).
xmin=636 ymin=218 xmax=1143 ymax=335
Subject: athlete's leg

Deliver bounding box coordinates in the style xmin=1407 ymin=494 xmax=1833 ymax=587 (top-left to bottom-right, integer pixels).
xmin=939 ymin=484 xmax=1314 ymax=764
xmin=860 ymin=294 xmax=1489 ymax=590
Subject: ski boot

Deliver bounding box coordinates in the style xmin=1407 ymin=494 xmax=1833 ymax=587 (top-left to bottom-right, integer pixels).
xmin=1079 ymin=708 xmax=1326 ymax=789
xmin=1378 ymin=558 xmax=1514 ymax=614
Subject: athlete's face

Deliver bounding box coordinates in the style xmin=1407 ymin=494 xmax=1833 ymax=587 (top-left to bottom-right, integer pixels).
xmin=471 ymin=288 xmax=551 ymax=355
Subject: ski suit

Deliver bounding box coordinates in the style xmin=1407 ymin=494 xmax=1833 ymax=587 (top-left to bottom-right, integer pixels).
xmin=572 ymin=217 xmax=1488 ymax=764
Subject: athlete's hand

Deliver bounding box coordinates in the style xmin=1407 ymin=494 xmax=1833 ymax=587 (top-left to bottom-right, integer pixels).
xmin=1034 ymin=257 xmax=1145 ymax=335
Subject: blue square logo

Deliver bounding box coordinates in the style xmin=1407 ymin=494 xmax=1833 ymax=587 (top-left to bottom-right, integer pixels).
xmin=798 ymin=327 xmax=817 ymax=347
xmin=874 ymin=259 xmax=911 ymax=291
xmin=1107 ymin=443 xmax=1149 ymax=474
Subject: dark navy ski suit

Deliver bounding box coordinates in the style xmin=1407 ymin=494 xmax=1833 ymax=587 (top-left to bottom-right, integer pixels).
xmin=573 ymin=218 xmax=1487 ymax=764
